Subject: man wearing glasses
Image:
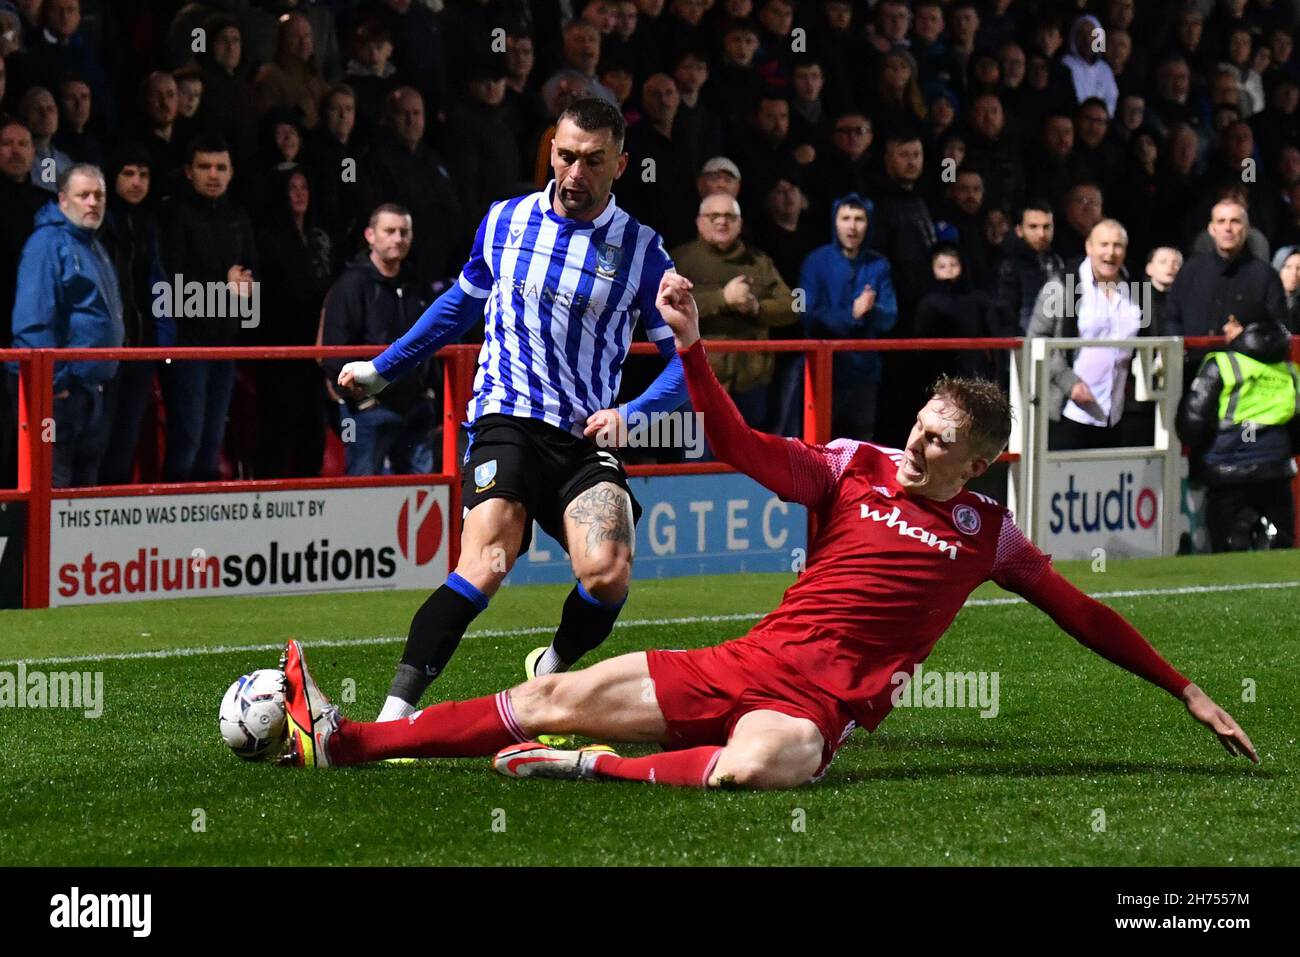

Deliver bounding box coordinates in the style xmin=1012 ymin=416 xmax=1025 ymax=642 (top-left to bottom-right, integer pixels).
xmin=812 ymin=111 xmax=874 ymax=221
xmin=670 ymin=192 xmax=796 ymax=429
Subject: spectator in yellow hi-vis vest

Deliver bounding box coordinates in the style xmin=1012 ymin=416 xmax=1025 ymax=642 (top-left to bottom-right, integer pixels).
xmin=1176 ymin=316 xmax=1300 ymax=552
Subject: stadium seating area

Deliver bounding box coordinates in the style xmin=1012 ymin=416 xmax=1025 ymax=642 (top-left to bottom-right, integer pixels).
xmin=2 ymin=0 xmax=1300 ymax=486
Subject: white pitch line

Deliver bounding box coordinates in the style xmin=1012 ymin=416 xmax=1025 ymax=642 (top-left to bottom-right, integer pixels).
xmin=2 ymin=579 xmax=1297 ymax=668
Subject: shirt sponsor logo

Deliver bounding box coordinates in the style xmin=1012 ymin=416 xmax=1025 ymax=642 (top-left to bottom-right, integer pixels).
xmin=860 ymin=504 xmax=960 ymax=559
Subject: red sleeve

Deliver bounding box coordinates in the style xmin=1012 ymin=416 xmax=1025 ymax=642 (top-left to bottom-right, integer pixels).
xmin=991 ymin=516 xmax=1190 ymax=697
xmin=681 ymin=341 xmax=853 ymax=508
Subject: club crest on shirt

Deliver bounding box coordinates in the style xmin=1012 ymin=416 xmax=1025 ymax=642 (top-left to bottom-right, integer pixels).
xmin=953 ymin=503 xmax=981 ymax=535
xmin=474 ymin=459 xmax=497 ymax=492
xmin=596 ymin=242 xmax=621 ymax=277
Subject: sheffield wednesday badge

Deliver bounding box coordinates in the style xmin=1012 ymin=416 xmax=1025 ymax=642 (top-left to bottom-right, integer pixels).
xmin=596 ymin=243 xmax=621 ymax=277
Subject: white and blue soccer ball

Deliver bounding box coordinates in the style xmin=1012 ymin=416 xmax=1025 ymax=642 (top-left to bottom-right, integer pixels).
xmin=219 ymin=669 xmax=288 ymax=760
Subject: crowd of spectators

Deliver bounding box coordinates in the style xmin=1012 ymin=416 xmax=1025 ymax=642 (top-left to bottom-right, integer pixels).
xmin=1 ymin=0 xmax=1298 ymax=551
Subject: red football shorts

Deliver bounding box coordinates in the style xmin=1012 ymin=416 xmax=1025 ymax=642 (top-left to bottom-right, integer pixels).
xmin=645 ymin=634 xmax=857 ymax=781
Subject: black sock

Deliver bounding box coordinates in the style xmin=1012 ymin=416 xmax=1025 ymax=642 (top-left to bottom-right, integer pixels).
xmin=551 ymin=582 xmax=626 ymax=667
xmin=389 ymin=575 xmax=488 ymax=705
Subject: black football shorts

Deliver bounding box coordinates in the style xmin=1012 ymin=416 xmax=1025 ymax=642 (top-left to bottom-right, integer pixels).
xmin=461 ymin=413 xmax=643 ymax=554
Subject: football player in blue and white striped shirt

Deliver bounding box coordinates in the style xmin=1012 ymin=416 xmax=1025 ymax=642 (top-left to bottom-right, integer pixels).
xmin=339 ymin=99 xmax=690 ymax=722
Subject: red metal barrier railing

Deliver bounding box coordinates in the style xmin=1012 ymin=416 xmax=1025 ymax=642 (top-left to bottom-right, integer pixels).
xmin=3 ymin=334 xmax=1295 ymax=608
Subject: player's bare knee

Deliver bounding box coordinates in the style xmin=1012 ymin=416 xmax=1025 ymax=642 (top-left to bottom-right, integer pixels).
xmin=575 ymin=544 xmax=632 ymax=597
xmin=713 ymin=752 xmax=794 ymax=790
xmin=714 ymin=729 xmax=822 ymax=789
xmin=577 ymin=563 xmax=630 ymax=603
xmin=510 ymin=674 xmax=575 ymax=730
xmin=739 ymin=751 xmax=819 ymax=789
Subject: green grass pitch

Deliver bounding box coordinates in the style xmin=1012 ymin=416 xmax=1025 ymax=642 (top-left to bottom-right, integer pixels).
xmin=1 ymin=551 xmax=1297 ymax=866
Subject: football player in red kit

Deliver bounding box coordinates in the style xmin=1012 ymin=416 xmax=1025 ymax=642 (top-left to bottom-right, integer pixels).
xmin=275 ymin=272 xmax=1258 ymax=788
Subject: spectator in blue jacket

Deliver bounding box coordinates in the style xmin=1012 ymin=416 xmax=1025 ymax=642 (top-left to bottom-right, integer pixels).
xmin=798 ymin=192 xmax=898 ymax=440
xmin=8 ymin=162 xmax=124 ymax=487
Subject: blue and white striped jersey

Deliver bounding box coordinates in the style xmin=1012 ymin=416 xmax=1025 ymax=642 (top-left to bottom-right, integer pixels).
xmin=455 ymin=180 xmax=676 ymax=436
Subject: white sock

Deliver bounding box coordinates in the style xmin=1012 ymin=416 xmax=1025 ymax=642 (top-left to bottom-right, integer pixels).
xmin=377 ymin=696 xmax=416 ymax=722
xmin=535 ymin=646 xmax=568 ymax=676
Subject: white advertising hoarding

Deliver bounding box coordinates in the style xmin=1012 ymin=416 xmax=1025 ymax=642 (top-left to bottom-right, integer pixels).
xmin=1036 ymin=457 xmax=1165 ymax=560
xmin=49 ymin=485 xmax=449 ymax=606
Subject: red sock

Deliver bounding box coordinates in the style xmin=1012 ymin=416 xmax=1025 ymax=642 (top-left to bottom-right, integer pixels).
xmin=330 ymin=692 xmax=527 ymax=766
xmin=590 ymin=746 xmax=723 ymax=788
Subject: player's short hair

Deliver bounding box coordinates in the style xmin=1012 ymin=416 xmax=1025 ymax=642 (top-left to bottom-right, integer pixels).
xmin=557 ymin=97 xmax=626 ymax=151
xmin=929 ymin=376 xmax=1012 ymax=461
xmin=57 ymin=162 xmax=105 ymax=194
xmin=368 ymin=202 xmax=412 ymax=228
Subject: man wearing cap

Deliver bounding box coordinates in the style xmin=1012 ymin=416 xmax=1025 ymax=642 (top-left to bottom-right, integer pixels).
xmin=697 ymin=155 xmax=742 ymax=202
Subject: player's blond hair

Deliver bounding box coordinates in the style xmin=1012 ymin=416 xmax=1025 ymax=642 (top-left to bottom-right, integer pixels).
xmin=929 ymin=375 xmax=1013 ymax=462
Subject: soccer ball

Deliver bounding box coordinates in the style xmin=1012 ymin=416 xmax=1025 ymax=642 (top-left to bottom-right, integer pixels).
xmin=219 ymin=669 xmax=288 ymax=760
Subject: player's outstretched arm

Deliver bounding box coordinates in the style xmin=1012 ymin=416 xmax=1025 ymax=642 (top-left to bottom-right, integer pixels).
xmin=1003 ymin=553 xmax=1259 ymax=764
xmin=655 ymin=272 xmax=836 ymax=507
xmin=1178 ymin=682 xmax=1259 ymax=763
xmin=338 ymin=281 xmax=486 ymax=399
xmin=583 ymin=342 xmax=686 ymax=442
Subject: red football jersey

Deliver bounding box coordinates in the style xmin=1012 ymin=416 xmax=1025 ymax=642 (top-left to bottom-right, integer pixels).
xmin=679 ymin=342 xmax=1190 ymax=730
xmin=747 ymin=438 xmax=1050 ymax=730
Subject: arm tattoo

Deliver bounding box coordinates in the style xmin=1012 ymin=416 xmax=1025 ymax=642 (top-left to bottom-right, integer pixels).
xmin=567 ymin=484 xmax=633 ymax=553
